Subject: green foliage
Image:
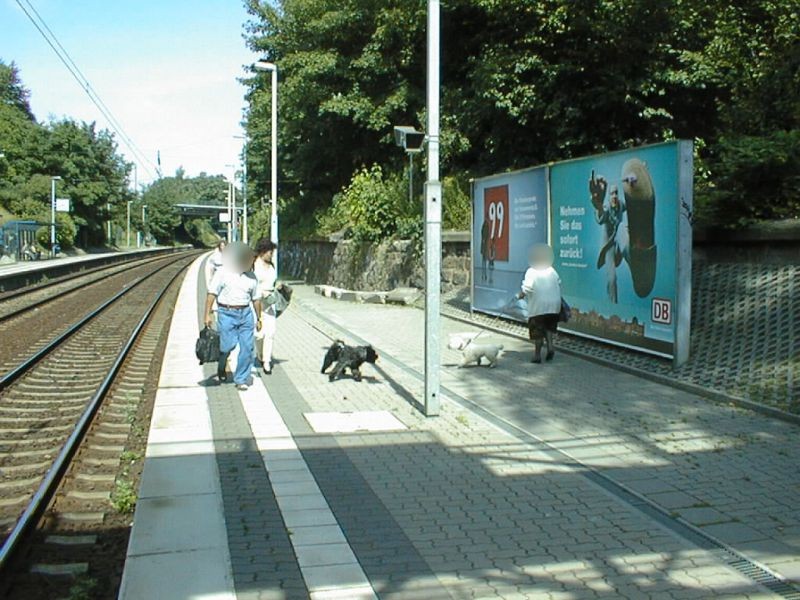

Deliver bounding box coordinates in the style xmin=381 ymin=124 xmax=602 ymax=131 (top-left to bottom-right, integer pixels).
xmin=0 ymin=60 xmax=34 ymax=120
xmin=696 ymin=131 xmax=800 ymax=228
xmin=244 ymin=0 xmax=800 ymax=234
xmin=66 ymin=576 xmax=99 ymax=600
xmin=442 ymin=176 xmax=471 ymax=231
xmin=111 ymin=477 xmax=137 ymax=514
xmin=139 ymin=172 xmax=230 ymax=245
xmin=0 ymin=59 xmax=133 ymax=247
xmin=317 ymin=164 xmax=416 ymax=241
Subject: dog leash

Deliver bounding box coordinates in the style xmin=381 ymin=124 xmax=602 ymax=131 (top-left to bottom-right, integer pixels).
xmin=462 ymin=329 xmax=485 ymax=348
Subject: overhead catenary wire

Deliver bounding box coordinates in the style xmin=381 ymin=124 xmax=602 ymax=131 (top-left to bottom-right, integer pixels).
xmin=14 ymin=0 xmax=159 ymax=180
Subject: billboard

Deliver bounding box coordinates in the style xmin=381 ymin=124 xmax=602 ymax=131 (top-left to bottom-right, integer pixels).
xmin=550 ymin=141 xmax=693 ymax=362
xmin=471 ymin=166 xmax=549 ymax=321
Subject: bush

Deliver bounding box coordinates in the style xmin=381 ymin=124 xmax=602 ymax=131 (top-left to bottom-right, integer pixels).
xmin=443 ymin=175 xmax=471 ymax=231
xmin=318 ymin=164 xmax=417 ymax=242
xmin=696 ymin=131 xmax=800 ymax=228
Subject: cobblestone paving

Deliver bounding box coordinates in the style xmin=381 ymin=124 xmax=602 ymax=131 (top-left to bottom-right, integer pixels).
xmin=261 ymin=291 xmax=793 ymax=599
xmin=436 ymin=261 xmax=799 ymax=412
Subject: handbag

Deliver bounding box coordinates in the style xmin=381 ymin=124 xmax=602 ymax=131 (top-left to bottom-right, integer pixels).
xmin=559 ymin=298 xmax=572 ymax=323
xmin=265 ymin=284 xmax=293 ymax=317
xmin=195 ymin=326 xmax=221 ymax=365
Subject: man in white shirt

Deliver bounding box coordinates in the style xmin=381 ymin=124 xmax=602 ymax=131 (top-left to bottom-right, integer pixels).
xmin=204 ymin=242 xmax=262 ymax=389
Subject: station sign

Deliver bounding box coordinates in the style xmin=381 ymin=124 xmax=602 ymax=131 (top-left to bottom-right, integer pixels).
xmin=55 ymin=198 xmax=71 ymax=212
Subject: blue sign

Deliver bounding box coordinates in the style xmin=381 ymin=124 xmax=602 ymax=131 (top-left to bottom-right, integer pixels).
xmin=550 ymin=141 xmax=693 ymax=358
xmin=471 ymin=167 xmax=549 ymax=320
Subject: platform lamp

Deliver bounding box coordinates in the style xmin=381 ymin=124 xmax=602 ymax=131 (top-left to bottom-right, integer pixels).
xmin=393 ymin=126 xmax=426 ymax=205
xmin=253 ymin=60 xmax=279 ymax=271
xmin=50 ymin=176 xmax=62 ymax=257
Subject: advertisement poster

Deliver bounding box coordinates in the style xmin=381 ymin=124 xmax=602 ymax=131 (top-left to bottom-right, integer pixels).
xmin=549 ymin=141 xmax=693 ymax=359
xmin=471 ymin=167 xmax=548 ymax=321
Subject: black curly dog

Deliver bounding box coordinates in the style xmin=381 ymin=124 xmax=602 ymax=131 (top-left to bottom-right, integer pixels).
xmin=321 ymin=340 xmax=379 ymax=382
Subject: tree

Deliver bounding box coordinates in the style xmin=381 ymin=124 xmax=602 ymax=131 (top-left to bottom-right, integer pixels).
xmin=243 ymin=0 xmax=800 ymax=235
xmin=0 ymin=60 xmax=34 ymax=120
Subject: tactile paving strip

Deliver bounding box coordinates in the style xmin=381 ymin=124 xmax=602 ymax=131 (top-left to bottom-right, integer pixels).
xmin=441 ymin=261 xmax=799 ymax=412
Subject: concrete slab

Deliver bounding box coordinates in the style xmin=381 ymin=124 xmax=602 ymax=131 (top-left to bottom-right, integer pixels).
xmin=295 ymin=543 xmax=359 ymax=568
xmin=290 ymin=525 xmax=349 ymax=547
xmin=302 ymin=564 xmax=372 ymax=592
xmin=145 ymin=439 xmax=216 ymax=458
xmin=138 ymin=454 xmax=219 ymax=499
xmin=127 ymin=492 xmax=226 ymax=556
xmin=119 ymin=547 xmax=235 ymax=600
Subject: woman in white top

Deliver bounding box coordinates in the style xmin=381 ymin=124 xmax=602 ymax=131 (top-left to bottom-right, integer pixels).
xmin=519 ymin=243 xmax=562 ymax=363
xmin=253 ymin=238 xmax=279 ymax=374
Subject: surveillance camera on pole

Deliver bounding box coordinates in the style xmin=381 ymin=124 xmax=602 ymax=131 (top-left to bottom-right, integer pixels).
xmin=394 ymin=126 xmax=426 ymax=205
xmin=393 ymin=126 xmax=425 ymax=153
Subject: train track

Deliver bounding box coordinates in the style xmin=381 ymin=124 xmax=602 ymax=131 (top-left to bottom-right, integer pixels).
xmin=0 ymin=253 xmax=191 ymax=374
xmin=0 ymin=253 xmax=174 ymax=324
xmin=0 ymin=251 xmax=198 ymax=597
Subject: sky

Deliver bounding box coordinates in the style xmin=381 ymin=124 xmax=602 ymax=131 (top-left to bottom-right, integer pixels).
xmin=0 ymin=0 xmax=258 ymax=186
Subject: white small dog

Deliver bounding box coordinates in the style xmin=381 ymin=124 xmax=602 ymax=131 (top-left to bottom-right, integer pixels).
xmin=448 ymin=333 xmax=503 ymax=368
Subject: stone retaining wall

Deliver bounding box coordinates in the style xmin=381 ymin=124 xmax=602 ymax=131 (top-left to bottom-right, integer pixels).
xmin=280 ymin=224 xmax=799 ymax=291
xmin=279 ymin=237 xmax=471 ymax=292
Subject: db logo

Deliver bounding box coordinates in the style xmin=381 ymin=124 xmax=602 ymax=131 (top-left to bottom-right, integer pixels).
xmin=651 ymin=298 xmax=672 ymax=325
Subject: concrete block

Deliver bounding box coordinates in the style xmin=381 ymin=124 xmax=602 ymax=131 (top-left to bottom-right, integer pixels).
xmin=386 ymin=287 xmax=421 ymax=305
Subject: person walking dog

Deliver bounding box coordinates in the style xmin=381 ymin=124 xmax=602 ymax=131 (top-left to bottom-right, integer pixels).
xmin=519 ymin=243 xmax=562 ymax=363
xmin=204 ymin=242 xmax=262 ymax=390
xmin=253 ymin=238 xmax=279 ymax=375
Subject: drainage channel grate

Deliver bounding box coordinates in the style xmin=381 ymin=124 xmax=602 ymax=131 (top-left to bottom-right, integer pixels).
xmin=298 ymin=301 xmax=800 ymax=599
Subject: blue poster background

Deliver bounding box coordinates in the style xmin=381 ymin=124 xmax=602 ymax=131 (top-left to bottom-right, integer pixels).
xmin=550 ymin=142 xmax=680 ymax=355
xmin=472 ymin=167 xmax=548 ymax=320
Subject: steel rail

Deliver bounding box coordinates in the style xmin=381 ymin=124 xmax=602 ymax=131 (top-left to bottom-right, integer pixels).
xmin=0 ymin=253 xmax=196 ymax=390
xmin=0 ymin=255 xmax=193 ymax=576
xmin=0 ymin=253 xmax=180 ymax=324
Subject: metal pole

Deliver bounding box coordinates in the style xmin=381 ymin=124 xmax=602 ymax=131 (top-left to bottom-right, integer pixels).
xmin=107 ymin=202 xmax=112 ymax=243
xmin=126 ymin=201 xmax=131 ymax=247
xmin=424 ymin=0 xmax=442 ymax=416
xmin=243 ymin=145 xmax=248 ymax=243
xmin=227 ymin=183 xmax=232 ymax=243
xmin=270 ymin=66 xmax=279 ymax=272
xmin=232 ymin=182 xmax=238 ymax=242
xmin=50 ymin=178 xmax=56 ymax=255
xmin=409 ymin=153 xmax=414 ymax=205
xmin=142 ymin=205 xmax=147 ymax=245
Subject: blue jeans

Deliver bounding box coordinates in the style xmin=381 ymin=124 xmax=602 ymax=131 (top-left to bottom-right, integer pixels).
xmin=217 ymin=306 xmax=255 ymax=385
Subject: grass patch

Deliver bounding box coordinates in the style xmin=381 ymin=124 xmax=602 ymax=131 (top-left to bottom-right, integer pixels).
xmin=66 ymin=575 xmax=98 ymax=600
xmin=111 ymin=478 xmax=137 ymax=514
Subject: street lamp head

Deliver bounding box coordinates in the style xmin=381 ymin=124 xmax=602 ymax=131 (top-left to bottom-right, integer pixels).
xmin=254 ymin=61 xmax=277 ymax=72
xmin=51 ymin=175 xmax=62 ymax=181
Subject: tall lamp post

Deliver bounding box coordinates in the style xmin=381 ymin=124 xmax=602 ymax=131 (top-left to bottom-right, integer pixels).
xmin=234 ymin=135 xmax=248 ymax=243
xmin=142 ymin=204 xmax=148 ymax=246
xmin=50 ymin=176 xmax=62 ymax=257
xmin=225 ymin=164 xmax=238 ymax=242
xmin=423 ymin=0 xmax=442 ymax=416
xmin=126 ymin=200 xmax=132 ymax=247
xmin=254 ymin=60 xmax=279 ymax=271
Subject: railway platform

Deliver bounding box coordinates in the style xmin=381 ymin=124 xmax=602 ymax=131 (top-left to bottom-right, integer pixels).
xmin=119 ymin=254 xmax=800 ymax=599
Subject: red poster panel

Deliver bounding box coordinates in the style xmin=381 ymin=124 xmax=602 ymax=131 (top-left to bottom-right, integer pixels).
xmin=483 ymin=185 xmax=509 ymax=262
